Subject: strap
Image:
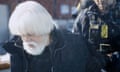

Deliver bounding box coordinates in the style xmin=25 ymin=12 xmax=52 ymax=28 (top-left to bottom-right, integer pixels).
xmin=72 ymin=8 xmax=88 ymax=33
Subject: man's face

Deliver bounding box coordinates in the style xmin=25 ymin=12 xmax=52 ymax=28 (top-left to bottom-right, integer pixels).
xmin=20 ymin=34 xmax=50 ymax=55
xmin=93 ymin=0 xmax=115 ymax=12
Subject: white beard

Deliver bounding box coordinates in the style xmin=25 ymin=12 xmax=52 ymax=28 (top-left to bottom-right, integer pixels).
xmin=23 ymin=37 xmax=49 ymax=55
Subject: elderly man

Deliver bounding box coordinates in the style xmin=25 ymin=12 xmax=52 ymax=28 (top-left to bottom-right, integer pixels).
xmin=3 ymin=1 xmax=105 ymax=72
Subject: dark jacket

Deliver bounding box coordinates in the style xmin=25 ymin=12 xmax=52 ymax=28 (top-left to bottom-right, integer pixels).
xmin=3 ymin=29 xmax=105 ymax=72
xmin=73 ymin=3 xmax=120 ymax=72
xmin=73 ymin=2 xmax=120 ymax=53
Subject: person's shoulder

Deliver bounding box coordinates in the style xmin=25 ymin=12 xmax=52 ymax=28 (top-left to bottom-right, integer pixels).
xmin=60 ymin=29 xmax=81 ymax=38
xmin=59 ymin=29 xmax=90 ymax=54
xmin=60 ymin=29 xmax=87 ymax=46
xmin=78 ymin=6 xmax=93 ymax=19
xmin=54 ymin=28 xmax=87 ymax=46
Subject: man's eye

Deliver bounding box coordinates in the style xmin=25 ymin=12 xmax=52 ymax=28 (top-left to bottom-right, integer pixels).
xmin=26 ymin=33 xmax=33 ymax=36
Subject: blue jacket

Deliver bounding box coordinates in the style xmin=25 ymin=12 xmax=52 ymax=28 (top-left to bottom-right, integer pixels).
xmin=3 ymin=29 xmax=105 ymax=72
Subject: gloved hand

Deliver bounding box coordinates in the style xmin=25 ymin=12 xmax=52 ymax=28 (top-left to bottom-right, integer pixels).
xmin=2 ymin=36 xmax=24 ymax=55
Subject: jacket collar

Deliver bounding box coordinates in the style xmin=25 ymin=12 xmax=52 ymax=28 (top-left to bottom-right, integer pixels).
xmin=47 ymin=28 xmax=65 ymax=56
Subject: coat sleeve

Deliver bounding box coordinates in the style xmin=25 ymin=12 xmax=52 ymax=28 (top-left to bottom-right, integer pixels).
xmin=2 ymin=37 xmax=27 ymax=72
xmin=10 ymin=54 xmax=26 ymax=72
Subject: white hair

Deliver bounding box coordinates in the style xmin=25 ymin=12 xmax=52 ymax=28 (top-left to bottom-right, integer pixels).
xmin=9 ymin=1 xmax=55 ymax=36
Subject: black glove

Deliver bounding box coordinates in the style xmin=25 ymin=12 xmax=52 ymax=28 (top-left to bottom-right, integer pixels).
xmin=2 ymin=36 xmax=24 ymax=55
